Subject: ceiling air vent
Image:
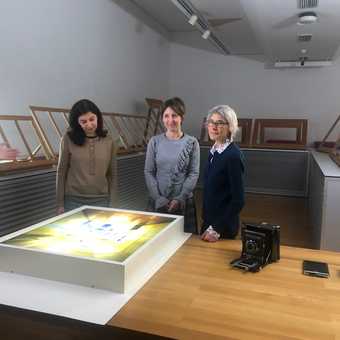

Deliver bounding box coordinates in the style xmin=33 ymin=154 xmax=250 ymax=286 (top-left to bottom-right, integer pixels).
xmin=298 ymin=0 xmax=318 ymax=9
xmin=298 ymin=34 xmax=312 ymax=42
xmin=274 ymin=60 xmax=332 ymax=68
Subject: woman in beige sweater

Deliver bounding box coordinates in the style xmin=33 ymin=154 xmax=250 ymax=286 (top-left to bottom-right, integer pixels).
xmin=56 ymin=99 xmax=117 ymax=214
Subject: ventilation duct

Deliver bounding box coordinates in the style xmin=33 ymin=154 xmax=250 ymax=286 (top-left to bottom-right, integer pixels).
xmin=274 ymin=60 xmax=332 ymax=68
xmin=298 ymin=0 xmax=319 ymax=9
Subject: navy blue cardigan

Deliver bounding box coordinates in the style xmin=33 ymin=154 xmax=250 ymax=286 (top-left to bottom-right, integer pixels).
xmin=202 ymin=142 xmax=245 ymax=238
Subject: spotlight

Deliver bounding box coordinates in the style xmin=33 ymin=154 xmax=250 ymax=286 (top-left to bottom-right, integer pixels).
xmin=298 ymin=12 xmax=318 ymax=24
xmin=202 ymin=30 xmax=211 ymax=39
xmin=188 ymin=14 xmax=198 ymax=25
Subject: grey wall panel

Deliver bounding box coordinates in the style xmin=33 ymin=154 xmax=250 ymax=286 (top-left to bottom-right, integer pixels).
xmin=0 ymin=154 xmax=148 ymax=236
xmin=199 ymin=146 xmax=309 ymax=197
xmin=116 ymin=153 xmax=148 ymax=211
xmin=309 ymin=151 xmax=340 ymax=251
xmin=0 ymin=170 xmax=57 ymax=236
xmin=321 ymin=178 xmax=340 ymax=251
xmin=243 ymin=149 xmax=309 ymax=197
xmin=308 ymin=157 xmax=324 ymax=249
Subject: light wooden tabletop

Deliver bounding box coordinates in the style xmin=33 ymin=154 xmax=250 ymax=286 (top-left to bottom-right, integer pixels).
xmin=109 ymin=236 xmax=340 ymax=340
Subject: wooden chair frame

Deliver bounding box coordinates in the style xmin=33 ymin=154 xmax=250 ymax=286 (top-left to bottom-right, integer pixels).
xmin=199 ymin=118 xmax=253 ymax=147
xmin=0 ymin=115 xmax=55 ymax=173
xmin=251 ymin=119 xmax=308 ymax=150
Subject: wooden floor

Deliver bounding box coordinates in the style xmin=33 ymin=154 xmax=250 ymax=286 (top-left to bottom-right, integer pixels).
xmin=195 ymin=191 xmax=313 ymax=249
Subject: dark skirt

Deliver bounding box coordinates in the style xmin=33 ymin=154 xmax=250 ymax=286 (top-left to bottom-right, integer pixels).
xmin=147 ymin=197 xmax=198 ymax=234
xmin=64 ymin=195 xmax=109 ymax=212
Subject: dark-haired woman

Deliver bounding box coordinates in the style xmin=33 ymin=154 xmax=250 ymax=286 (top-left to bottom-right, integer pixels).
xmin=144 ymin=97 xmax=200 ymax=233
xmin=56 ymin=99 xmax=117 ymax=214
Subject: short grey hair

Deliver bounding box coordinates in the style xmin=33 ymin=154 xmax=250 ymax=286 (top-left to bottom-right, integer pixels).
xmin=207 ymin=105 xmax=239 ymax=138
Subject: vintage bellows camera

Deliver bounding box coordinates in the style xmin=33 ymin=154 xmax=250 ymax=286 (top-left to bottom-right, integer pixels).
xmin=230 ymin=222 xmax=280 ymax=272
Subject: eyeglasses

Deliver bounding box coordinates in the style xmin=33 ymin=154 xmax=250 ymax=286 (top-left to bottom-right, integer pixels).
xmin=206 ymin=119 xmax=228 ymax=127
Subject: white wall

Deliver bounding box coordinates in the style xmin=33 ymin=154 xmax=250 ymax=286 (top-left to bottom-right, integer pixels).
xmin=2 ymin=0 xmax=339 ymax=144
xmin=0 ymin=0 xmax=170 ymax=115
xmin=169 ymin=43 xmax=340 ymax=143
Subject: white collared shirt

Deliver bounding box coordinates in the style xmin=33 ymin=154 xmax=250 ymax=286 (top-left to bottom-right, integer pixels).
xmin=210 ymin=138 xmax=233 ymax=156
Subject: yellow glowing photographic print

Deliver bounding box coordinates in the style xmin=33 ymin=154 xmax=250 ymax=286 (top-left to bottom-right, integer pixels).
xmin=3 ymin=208 xmax=175 ymax=262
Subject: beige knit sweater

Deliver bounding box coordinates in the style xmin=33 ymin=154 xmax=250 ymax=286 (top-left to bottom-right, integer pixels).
xmin=56 ymin=134 xmax=117 ymax=208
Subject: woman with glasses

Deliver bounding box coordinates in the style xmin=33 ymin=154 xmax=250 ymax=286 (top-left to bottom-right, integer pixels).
xmin=201 ymin=105 xmax=245 ymax=242
xmin=144 ymin=97 xmax=200 ymax=233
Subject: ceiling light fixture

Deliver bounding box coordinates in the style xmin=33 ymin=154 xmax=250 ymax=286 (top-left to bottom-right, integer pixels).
xmin=171 ymin=0 xmax=230 ymax=54
xmin=188 ymin=14 xmax=198 ymax=25
xmin=202 ymin=30 xmax=211 ymax=39
xmin=298 ymin=12 xmax=318 ymax=24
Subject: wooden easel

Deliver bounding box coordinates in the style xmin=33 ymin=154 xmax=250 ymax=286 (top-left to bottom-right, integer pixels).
xmin=144 ymin=98 xmax=164 ymax=141
xmin=0 ymin=115 xmax=54 ymax=173
xmin=317 ymin=114 xmax=340 ymax=153
xmin=330 ymin=137 xmax=340 ymax=167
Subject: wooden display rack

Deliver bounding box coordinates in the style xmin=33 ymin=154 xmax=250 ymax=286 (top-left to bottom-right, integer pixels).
xmin=317 ymin=114 xmax=340 ymax=153
xmin=330 ymin=137 xmax=340 ymax=167
xmin=30 ymin=105 xmax=152 ymax=157
xmin=251 ymin=119 xmax=307 ymax=150
xmin=1 ymin=100 xmax=166 ymax=173
xmin=0 ymin=115 xmax=54 ymax=173
xmin=199 ymin=118 xmax=253 ymax=147
xmin=102 ymin=111 xmax=148 ymax=153
xmin=144 ymin=98 xmax=164 ymax=141
xmin=30 ymin=106 xmax=69 ymax=159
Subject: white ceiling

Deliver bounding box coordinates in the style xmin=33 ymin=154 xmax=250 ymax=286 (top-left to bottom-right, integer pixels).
xmin=130 ymin=0 xmax=340 ymax=64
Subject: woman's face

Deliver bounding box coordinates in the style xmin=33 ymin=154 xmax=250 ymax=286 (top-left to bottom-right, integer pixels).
xmin=162 ymin=107 xmax=182 ymax=133
xmin=207 ymin=113 xmax=230 ymax=143
xmin=78 ymin=111 xmax=98 ymax=136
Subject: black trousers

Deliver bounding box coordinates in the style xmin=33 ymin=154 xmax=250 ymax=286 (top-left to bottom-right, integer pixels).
xmin=147 ymin=197 xmax=198 ymax=234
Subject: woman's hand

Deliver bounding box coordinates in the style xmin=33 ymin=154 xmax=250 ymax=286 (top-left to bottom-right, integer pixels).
xmin=0 ymin=144 xmax=18 ymax=160
xmin=201 ymin=226 xmax=220 ymax=242
xmin=167 ymin=200 xmax=180 ymax=213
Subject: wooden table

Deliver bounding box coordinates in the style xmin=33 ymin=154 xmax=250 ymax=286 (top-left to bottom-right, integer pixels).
xmin=109 ymin=236 xmax=340 ymax=340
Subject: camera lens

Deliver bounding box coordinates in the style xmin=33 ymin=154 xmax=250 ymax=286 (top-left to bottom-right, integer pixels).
xmin=246 ymin=239 xmax=258 ymax=254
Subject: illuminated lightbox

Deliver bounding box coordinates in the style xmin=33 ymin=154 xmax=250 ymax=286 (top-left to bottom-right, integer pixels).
xmin=0 ymin=206 xmax=186 ymax=293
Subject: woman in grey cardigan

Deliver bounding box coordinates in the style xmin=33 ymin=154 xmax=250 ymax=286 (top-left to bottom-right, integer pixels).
xmin=144 ymin=97 xmax=200 ymax=233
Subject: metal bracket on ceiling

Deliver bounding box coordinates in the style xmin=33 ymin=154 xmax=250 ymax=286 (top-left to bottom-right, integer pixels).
xmin=171 ymin=0 xmax=230 ymax=55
